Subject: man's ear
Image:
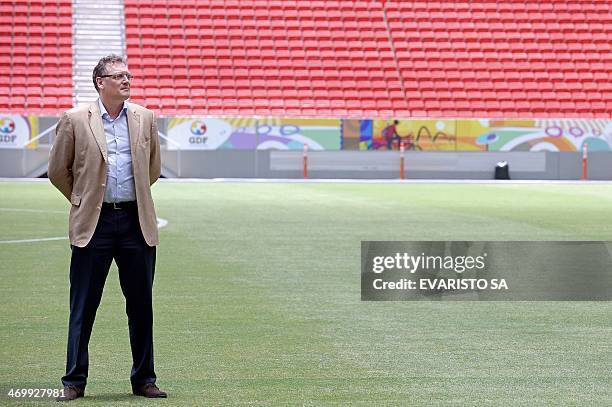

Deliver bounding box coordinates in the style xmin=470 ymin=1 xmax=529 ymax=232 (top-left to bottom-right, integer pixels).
xmin=96 ymin=78 xmax=104 ymax=91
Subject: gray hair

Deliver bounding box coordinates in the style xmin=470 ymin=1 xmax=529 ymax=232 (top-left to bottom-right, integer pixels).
xmin=92 ymin=54 xmax=126 ymax=93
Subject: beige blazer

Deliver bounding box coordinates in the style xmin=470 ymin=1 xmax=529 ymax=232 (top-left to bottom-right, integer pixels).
xmin=48 ymin=101 xmax=161 ymax=247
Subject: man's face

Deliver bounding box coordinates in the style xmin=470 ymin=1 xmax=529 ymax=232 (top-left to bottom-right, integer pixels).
xmin=96 ymin=62 xmax=131 ymax=102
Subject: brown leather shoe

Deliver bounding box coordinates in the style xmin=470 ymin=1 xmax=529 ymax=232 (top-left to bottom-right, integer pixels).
xmin=56 ymin=385 xmax=84 ymax=402
xmin=133 ymin=383 xmax=167 ymax=398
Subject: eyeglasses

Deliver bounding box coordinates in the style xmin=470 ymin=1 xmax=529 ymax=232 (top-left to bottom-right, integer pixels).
xmin=98 ymin=72 xmax=134 ymax=81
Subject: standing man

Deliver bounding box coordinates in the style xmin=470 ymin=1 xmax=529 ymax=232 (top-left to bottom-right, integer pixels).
xmin=49 ymin=54 xmax=167 ymax=401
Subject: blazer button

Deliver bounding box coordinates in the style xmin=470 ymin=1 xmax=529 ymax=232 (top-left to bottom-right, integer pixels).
xmin=101 ymin=183 xmax=106 ymax=187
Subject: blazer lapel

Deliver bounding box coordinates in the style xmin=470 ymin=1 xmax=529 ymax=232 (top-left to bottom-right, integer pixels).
xmin=127 ymin=103 xmax=141 ymax=156
xmin=88 ymin=102 xmax=108 ymax=162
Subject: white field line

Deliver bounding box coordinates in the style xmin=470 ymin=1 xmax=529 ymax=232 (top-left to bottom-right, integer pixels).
xmin=0 ymin=207 xmax=68 ymax=244
xmin=2 ymin=178 xmax=612 ymax=185
xmin=0 ymin=207 xmax=66 ymax=214
xmin=0 ymin=236 xmax=68 ymax=244
xmin=155 ymin=178 xmax=612 ymax=185
xmin=0 ymin=209 xmax=169 ymax=243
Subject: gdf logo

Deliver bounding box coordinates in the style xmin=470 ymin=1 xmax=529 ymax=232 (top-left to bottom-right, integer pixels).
xmin=189 ymin=120 xmax=208 ymax=144
xmin=0 ymin=117 xmax=17 ymax=143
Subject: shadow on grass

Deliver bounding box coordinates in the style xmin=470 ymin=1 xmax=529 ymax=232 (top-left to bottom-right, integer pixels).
xmin=82 ymin=393 xmax=141 ymax=402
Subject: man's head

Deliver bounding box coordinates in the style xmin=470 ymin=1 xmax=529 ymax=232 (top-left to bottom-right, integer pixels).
xmin=92 ymin=54 xmax=131 ymax=103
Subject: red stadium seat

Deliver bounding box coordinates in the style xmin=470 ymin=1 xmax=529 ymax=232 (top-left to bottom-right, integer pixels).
xmin=4 ymin=0 xmax=610 ymax=117
xmin=1 ymin=0 xmax=73 ymax=115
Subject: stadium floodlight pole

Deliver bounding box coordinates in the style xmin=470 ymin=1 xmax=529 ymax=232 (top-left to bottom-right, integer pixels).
xmin=400 ymin=141 xmax=405 ymax=180
xmin=582 ymin=142 xmax=588 ymax=180
xmin=303 ymin=144 xmax=308 ymax=178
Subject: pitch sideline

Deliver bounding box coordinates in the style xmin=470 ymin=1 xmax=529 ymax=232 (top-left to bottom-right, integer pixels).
xmin=0 ymin=208 xmax=168 ymax=244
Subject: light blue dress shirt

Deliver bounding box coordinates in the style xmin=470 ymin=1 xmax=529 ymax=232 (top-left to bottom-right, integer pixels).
xmin=98 ymin=98 xmax=136 ymax=203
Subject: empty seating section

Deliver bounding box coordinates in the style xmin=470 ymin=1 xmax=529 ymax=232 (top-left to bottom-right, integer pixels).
xmin=125 ymin=0 xmax=404 ymax=117
xmin=2 ymin=1 xmax=611 ymax=118
xmin=125 ymin=0 xmax=611 ymax=118
xmin=386 ymin=0 xmax=611 ymax=117
xmin=0 ymin=0 xmax=73 ymax=114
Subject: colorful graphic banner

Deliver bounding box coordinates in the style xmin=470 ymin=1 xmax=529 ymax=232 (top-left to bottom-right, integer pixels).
xmin=477 ymin=119 xmax=611 ymax=152
xmin=352 ymin=119 xmax=612 ymax=152
xmin=166 ymin=117 xmax=341 ymax=150
xmin=14 ymin=115 xmax=608 ymax=152
xmin=0 ymin=115 xmax=37 ymax=149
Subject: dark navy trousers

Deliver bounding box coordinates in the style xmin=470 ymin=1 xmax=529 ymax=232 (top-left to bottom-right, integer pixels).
xmin=61 ymin=204 xmax=157 ymax=389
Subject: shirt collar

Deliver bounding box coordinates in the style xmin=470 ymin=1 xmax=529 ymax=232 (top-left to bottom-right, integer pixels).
xmin=98 ymin=98 xmax=128 ymax=120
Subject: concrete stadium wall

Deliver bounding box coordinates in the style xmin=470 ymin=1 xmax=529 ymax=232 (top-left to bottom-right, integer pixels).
xmin=1 ymin=149 xmax=609 ymax=180
xmin=163 ymin=151 xmax=612 ymax=180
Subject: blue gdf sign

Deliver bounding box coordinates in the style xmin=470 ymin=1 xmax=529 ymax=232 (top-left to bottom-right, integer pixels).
xmin=0 ymin=117 xmax=17 ymax=144
xmin=0 ymin=116 xmax=31 ymax=148
xmin=168 ymin=119 xmax=232 ymax=150
xmin=189 ymin=120 xmax=208 ymax=144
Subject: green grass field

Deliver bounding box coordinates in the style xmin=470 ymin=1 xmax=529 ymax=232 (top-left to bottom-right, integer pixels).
xmin=1 ymin=180 xmax=611 ymax=406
